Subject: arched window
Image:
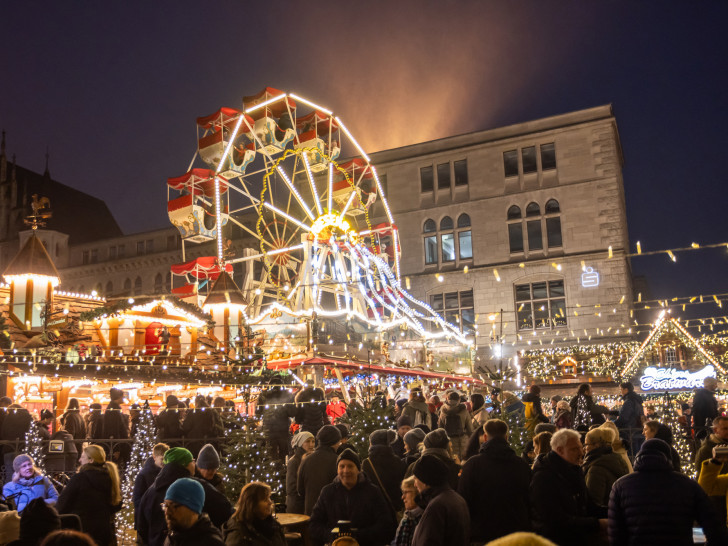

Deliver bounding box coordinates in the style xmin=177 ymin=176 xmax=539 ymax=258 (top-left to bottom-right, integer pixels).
xmin=165 ymin=272 xmax=172 ymax=293
xmin=440 ymin=217 xmax=455 ymax=262
xmin=526 ymin=202 xmax=541 ymax=217
xmin=105 ymin=281 xmax=113 ymax=296
xmin=424 ymin=219 xmax=436 ymax=233
xmin=457 ymin=214 xmax=471 ymax=228
xmin=123 ymin=278 xmax=132 ymax=293
xmin=507 ymin=205 xmax=522 ymax=220
xmin=457 ymin=214 xmax=472 ymax=259
xmin=424 ymin=214 xmax=473 ymax=265
xmin=154 ymin=273 xmax=163 ymax=294
xmin=134 ymin=277 xmax=142 ymax=295
xmin=545 ymin=199 xmax=560 ymax=214
xmin=78 ymin=285 xmax=85 ymax=294
xmin=93 ymin=283 xmax=103 ymax=295
xmin=440 ymin=216 xmax=454 ymax=230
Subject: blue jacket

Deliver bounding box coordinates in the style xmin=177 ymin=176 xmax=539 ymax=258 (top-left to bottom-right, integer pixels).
xmin=2 ymin=475 xmax=58 ymax=512
xmin=614 ymin=391 xmax=644 ymax=431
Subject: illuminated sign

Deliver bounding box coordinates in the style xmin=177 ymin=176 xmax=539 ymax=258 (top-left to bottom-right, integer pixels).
xmin=639 ymin=365 xmax=716 ymax=391
xmin=581 ymin=267 xmax=600 ymax=288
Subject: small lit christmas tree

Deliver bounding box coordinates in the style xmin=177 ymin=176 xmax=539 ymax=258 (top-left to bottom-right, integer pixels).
xmin=25 ymin=423 xmax=47 ymax=471
xmin=573 ymin=395 xmax=593 ymax=431
xmin=337 ymin=402 xmax=393 ymax=460
xmin=222 ymin=414 xmax=286 ymax=505
xmin=117 ymin=405 xmax=156 ymax=541
xmin=659 ymin=392 xmax=696 ymax=478
xmin=501 ymin=408 xmax=528 ymax=456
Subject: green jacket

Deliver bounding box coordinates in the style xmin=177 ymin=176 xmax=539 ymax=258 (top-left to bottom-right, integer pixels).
xmin=582 ymin=446 xmax=629 ymax=506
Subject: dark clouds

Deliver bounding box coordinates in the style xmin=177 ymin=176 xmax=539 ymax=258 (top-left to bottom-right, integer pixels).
xmin=2 ymin=1 xmax=727 ymax=302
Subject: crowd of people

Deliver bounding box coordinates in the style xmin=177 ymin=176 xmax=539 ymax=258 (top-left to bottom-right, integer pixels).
xmin=0 ymin=375 xmax=727 ymax=545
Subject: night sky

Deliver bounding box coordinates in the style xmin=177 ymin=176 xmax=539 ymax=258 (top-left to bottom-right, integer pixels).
xmin=2 ymin=1 xmax=727 ymax=321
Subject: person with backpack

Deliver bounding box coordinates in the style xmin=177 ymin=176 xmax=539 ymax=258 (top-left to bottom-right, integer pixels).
xmin=402 ymin=389 xmax=431 ymax=430
xmin=437 ymin=391 xmax=473 ymax=461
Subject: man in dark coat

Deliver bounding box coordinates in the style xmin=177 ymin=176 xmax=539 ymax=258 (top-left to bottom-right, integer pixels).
xmin=133 ymin=443 xmax=169 ymax=520
xmin=294 ymin=382 xmax=329 ymax=436
xmin=362 ymin=429 xmax=406 ymax=513
xmin=162 ymin=478 xmax=224 ymax=545
xmin=609 ymin=438 xmax=728 ymax=545
xmin=695 ymin=415 xmax=728 ymax=525
xmin=411 ymin=454 xmax=470 ymax=546
xmin=405 ymin=429 xmax=459 ymax=490
xmin=181 ymin=396 xmax=223 ymax=457
xmin=530 ymin=429 xmax=606 ymax=546
xmin=137 ymin=448 xmax=232 ymax=546
xmin=195 ymin=443 xmax=225 ymax=495
xmin=693 ymin=377 xmax=720 ymax=441
xmin=103 ymin=400 xmax=131 ymax=466
xmin=391 ymin=415 xmax=412 ymax=459
xmin=613 ymin=381 xmax=645 ymax=457
xmin=2 ymin=404 xmax=33 ymax=479
xmin=297 ymin=425 xmax=341 ymax=515
xmin=459 ymin=419 xmax=531 ymax=543
xmin=257 ymin=381 xmax=296 ymax=461
xmin=156 ymin=395 xmax=184 ymax=446
xmin=310 ymin=449 xmax=396 ymax=546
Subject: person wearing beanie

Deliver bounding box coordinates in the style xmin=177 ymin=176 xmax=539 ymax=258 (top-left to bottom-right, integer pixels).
xmin=138 ymin=447 xmax=232 ymax=546
xmin=163 ymin=478 xmax=223 ymax=545
xmin=310 ymin=448 xmax=396 ymax=545
xmin=402 ymin=388 xmax=432 ymax=430
xmin=437 ymin=391 xmax=474 ymax=460
xmin=3 ymin=454 xmax=58 ymax=513
xmin=411 ymin=454 xmax=470 ymax=546
xmin=8 ymin=497 xmax=61 ymax=546
xmin=403 ymin=428 xmax=426 ymax=467
xmin=362 ymin=429 xmax=406 ymax=516
xmin=334 ymin=423 xmax=351 ymax=455
xmin=156 ymin=395 xmax=183 ymax=446
xmin=391 ymin=415 xmax=413 ymax=459
xmin=297 ymin=425 xmax=342 ymax=515
xmin=195 ymin=444 xmax=225 ymax=494
xmin=613 ymin=438 xmax=728 ymax=545
xmin=287 ymin=431 xmax=315 ymax=513
xmin=405 ymin=428 xmax=460 ymax=490
xmin=459 ymin=419 xmax=531 ymax=543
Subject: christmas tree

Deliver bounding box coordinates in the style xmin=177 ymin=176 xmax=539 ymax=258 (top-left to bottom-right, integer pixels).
xmin=25 ymin=423 xmax=47 ymax=471
xmin=500 ymin=408 xmax=528 ymax=456
xmin=222 ymin=413 xmax=286 ymax=505
xmin=659 ymin=393 xmax=696 ymax=478
xmin=117 ymin=406 xmax=156 ymax=541
xmin=573 ymin=395 xmax=593 ymax=431
xmin=337 ymin=402 xmax=393 ymax=461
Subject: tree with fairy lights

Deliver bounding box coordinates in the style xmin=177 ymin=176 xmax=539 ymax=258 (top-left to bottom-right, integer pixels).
xmin=24 ymin=422 xmax=47 ymax=471
xmin=659 ymin=391 xmax=697 ymax=478
xmin=337 ymin=400 xmax=393 ymax=460
xmin=116 ymin=404 xmax=156 ymax=539
xmin=222 ymin=413 xmax=286 ymax=505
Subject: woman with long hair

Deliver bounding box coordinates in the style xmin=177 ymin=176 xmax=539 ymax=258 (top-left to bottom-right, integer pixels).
xmin=56 ymin=445 xmax=122 ymax=546
xmin=222 ymin=482 xmax=286 ymax=545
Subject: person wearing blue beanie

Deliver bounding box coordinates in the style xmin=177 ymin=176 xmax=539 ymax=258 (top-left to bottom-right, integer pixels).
xmin=163 ymin=478 xmax=223 ymax=544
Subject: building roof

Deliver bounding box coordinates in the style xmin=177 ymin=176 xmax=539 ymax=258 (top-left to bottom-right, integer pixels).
xmin=202 ymin=271 xmax=247 ymax=307
xmin=2 ymin=231 xmax=59 ymax=279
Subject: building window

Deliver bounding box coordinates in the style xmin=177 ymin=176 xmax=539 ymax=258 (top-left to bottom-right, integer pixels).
xmin=109 ymin=246 xmax=117 ymax=260
xmin=515 ymin=280 xmax=566 ymax=330
xmin=167 ymin=235 xmax=178 ymax=251
xmin=504 ymin=142 xmax=556 ymax=178
xmin=665 ymin=346 xmax=678 ymax=364
xmin=154 ymin=273 xmax=163 ymax=293
xmin=134 ymin=277 xmax=143 ymax=295
xmin=503 ymin=150 xmax=519 ymax=177
xmin=440 ymin=216 xmax=455 ymax=262
xmin=90 ymin=249 xmax=98 ymax=264
xmin=137 ymin=241 xmax=145 ymax=255
xmin=457 ymin=214 xmax=472 ymax=259
xmin=454 ymin=160 xmax=468 ymax=186
xmin=437 ymin=163 xmax=450 ymax=190
xmin=507 ymin=200 xmax=562 ymax=254
xmin=424 ymin=219 xmax=438 ymax=265
xmin=541 ymin=143 xmax=556 ymax=170
xmin=123 ymin=278 xmax=132 ymax=293
xmin=82 ymin=250 xmax=89 ymax=265
xmin=165 ymin=272 xmax=172 ymax=292
xmin=118 ymin=244 xmax=125 ymax=258
xmin=420 ymin=166 xmax=434 ymax=193
xmin=430 ymin=289 xmax=475 ymax=334
xmin=146 ymin=239 xmax=154 ymax=253
xmin=105 ymin=281 xmax=113 ymax=295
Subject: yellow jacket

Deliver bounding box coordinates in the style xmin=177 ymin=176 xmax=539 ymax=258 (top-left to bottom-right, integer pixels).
xmin=698 ymin=458 xmax=728 ymax=497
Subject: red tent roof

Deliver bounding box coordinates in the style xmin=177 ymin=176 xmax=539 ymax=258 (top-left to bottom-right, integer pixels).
xmin=337 ymin=157 xmax=373 ymax=179
xmin=243 ymin=87 xmax=296 ymax=118
xmin=196 ymin=107 xmax=251 ymax=130
xmin=170 ymin=257 xmax=233 ymax=280
xmin=295 ymin=110 xmax=338 ymax=136
xmin=167 ymin=169 xmax=228 ymax=198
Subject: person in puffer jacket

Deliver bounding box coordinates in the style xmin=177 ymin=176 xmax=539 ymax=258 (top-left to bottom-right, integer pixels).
xmin=2 ymin=454 xmax=58 ymax=513
xmin=581 ymin=428 xmax=629 ymax=507
xmin=609 ymin=438 xmax=727 ymax=545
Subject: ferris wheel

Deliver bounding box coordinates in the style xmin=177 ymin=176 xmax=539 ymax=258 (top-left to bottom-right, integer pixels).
xmin=166 ymin=88 xmax=468 ymax=343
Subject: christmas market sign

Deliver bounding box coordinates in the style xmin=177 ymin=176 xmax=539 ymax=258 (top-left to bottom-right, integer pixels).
xmin=639 ymin=365 xmax=716 ymax=391
xmin=42 ymin=378 xmax=63 ymax=392
xmin=138 ymin=387 xmax=157 ymax=398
